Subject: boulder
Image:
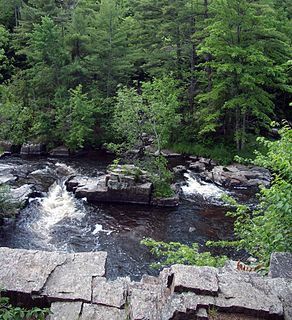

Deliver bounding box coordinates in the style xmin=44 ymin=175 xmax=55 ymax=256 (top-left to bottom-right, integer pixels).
xmin=92 ymin=277 xmax=129 ymax=308
xmin=28 ymin=167 xmax=57 ymax=192
xmin=0 ymin=248 xmax=107 ymax=301
xmin=189 ymin=161 xmax=206 ymax=172
xmin=172 ymin=165 xmax=187 ymax=179
xmin=49 ymin=146 xmax=70 ymax=157
xmin=207 ymin=164 xmax=271 ymax=189
xmin=168 ymin=265 xmax=219 ymax=296
xmin=42 ymin=252 xmax=107 ymax=301
xmin=0 ymin=248 xmax=68 ymax=294
xmin=161 ymin=149 xmax=182 ymax=158
xmin=216 ymin=271 xmax=283 ymax=318
xmin=75 ymin=178 xmax=153 ymax=205
xmin=20 ymin=143 xmax=47 ymax=156
xmin=269 ymin=252 xmax=292 ymax=279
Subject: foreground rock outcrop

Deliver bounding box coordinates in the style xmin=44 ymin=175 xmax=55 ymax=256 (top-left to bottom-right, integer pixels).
xmin=0 ymin=247 xmax=291 ymax=320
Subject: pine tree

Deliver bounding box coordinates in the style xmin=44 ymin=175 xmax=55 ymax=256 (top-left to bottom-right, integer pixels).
xmin=198 ymin=0 xmax=291 ymax=150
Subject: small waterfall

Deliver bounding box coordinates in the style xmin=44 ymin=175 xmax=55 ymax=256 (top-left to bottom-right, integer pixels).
xmin=26 ymin=163 xmax=88 ymax=249
xmin=182 ymin=171 xmax=225 ymax=201
xmin=40 ymin=180 xmax=85 ymax=228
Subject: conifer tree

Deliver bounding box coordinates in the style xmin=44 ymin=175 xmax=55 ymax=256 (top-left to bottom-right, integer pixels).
xmin=198 ymin=0 xmax=291 ymax=150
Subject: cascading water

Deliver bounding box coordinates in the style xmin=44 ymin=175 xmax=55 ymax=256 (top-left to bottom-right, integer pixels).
xmin=0 ymin=156 xmax=245 ymax=280
xmin=182 ymin=170 xmax=226 ymax=203
xmin=34 ymin=180 xmax=85 ymax=241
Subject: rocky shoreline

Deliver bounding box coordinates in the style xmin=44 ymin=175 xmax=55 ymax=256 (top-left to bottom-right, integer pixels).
xmin=0 ymin=141 xmax=272 ymax=209
xmin=0 ymin=247 xmax=291 ymax=320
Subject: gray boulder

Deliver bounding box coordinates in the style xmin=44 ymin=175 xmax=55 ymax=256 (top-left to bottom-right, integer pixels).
xmin=269 ymin=252 xmax=292 ymax=279
xmin=10 ymin=184 xmax=34 ymax=204
xmin=207 ymin=164 xmax=271 ymax=188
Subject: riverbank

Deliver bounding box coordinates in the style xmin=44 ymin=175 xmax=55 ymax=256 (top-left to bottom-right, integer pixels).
xmin=0 ymin=247 xmax=291 ymax=320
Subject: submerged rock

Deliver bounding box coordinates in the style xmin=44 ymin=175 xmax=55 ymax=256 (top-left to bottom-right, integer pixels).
xmin=150 ymin=195 xmax=179 ymax=207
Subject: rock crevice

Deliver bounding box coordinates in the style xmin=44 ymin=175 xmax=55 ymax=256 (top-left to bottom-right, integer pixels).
xmin=0 ymin=248 xmax=291 ymax=319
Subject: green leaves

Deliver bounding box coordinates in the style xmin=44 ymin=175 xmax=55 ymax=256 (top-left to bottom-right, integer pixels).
xmin=141 ymin=238 xmax=228 ymax=269
xmin=55 ymin=85 xmax=99 ymax=150
xmin=197 ymin=0 xmax=291 ymax=150
xmin=0 ymin=292 xmax=50 ymax=320
xmin=112 ymin=76 xmax=181 ymax=153
xmin=217 ymin=123 xmax=292 ymax=266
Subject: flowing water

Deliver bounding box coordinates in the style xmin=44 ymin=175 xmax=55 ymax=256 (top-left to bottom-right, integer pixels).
xmin=0 ymin=154 xmax=248 ymax=280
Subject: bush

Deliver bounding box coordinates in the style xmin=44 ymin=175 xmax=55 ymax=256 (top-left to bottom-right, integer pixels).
xmin=208 ymin=123 xmax=292 ymax=266
xmin=141 ymin=238 xmax=227 ymax=268
xmin=0 ymin=292 xmax=50 ymax=320
xmin=143 ymin=156 xmax=174 ymax=198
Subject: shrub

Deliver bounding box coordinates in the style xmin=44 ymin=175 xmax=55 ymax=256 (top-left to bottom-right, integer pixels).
xmin=0 ymin=292 xmax=50 ymax=320
xmin=208 ymin=122 xmax=292 ymax=266
xmin=141 ymin=238 xmax=227 ymax=269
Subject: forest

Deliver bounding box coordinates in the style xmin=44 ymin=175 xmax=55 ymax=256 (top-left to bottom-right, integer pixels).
xmin=0 ymin=2 xmax=291 ymax=318
xmin=0 ymin=0 xmax=291 ymax=161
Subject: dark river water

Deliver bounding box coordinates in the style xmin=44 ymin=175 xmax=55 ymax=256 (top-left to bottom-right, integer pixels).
xmin=0 ymin=154 xmax=248 ymax=280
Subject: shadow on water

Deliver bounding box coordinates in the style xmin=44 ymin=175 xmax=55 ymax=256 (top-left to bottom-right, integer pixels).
xmin=0 ymin=154 xmax=250 ymax=280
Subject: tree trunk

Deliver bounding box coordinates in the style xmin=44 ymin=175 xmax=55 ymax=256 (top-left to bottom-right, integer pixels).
xmin=204 ymin=0 xmax=212 ymax=91
xmin=235 ymin=106 xmax=240 ymax=151
xmin=241 ymin=111 xmax=246 ymax=150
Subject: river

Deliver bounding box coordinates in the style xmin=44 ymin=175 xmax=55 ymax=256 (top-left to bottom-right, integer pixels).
xmin=0 ymin=154 xmax=248 ymax=280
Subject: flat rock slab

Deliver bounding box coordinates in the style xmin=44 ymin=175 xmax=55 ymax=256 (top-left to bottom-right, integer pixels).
xmin=73 ymin=176 xmax=152 ymax=205
xmin=42 ymin=252 xmax=107 ymax=302
xmin=0 ymin=247 xmax=67 ymax=294
xmin=0 ymin=248 xmax=107 ymax=302
xmin=92 ymin=277 xmax=129 ymax=308
xmin=269 ymin=252 xmax=292 ymax=279
xmin=49 ymin=302 xmax=82 ymax=320
xmin=80 ymin=304 xmax=127 ymax=320
xmin=170 ymin=265 xmax=219 ymax=295
xmin=216 ymin=271 xmax=283 ymax=318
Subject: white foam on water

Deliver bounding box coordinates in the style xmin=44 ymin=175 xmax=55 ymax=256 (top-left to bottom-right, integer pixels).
xmin=92 ymin=223 xmax=103 ymax=235
xmin=182 ymin=171 xmax=225 ymax=200
xmin=39 ymin=181 xmax=85 ymax=228
xmin=92 ymin=223 xmax=113 ymax=235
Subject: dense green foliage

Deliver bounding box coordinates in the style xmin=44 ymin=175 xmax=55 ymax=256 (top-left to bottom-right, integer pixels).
xmin=0 ymin=292 xmax=49 ymax=320
xmin=208 ymin=123 xmax=292 ymax=266
xmin=141 ymin=238 xmax=227 ymax=268
xmin=0 ymin=0 xmax=290 ymax=152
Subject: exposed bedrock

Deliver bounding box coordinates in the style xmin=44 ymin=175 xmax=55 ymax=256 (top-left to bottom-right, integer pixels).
xmin=187 ymin=156 xmax=271 ymax=189
xmin=66 ymin=164 xmax=179 ymax=207
xmin=0 ymin=248 xmax=291 ymax=320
